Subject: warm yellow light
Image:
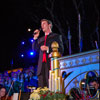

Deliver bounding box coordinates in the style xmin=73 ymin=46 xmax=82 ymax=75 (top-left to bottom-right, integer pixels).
xmin=28 ymin=28 xmax=31 ymax=32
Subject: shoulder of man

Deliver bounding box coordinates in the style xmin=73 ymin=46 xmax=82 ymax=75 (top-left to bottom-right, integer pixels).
xmin=38 ymin=33 xmax=61 ymax=44
xmin=48 ymin=32 xmax=62 ymax=39
xmin=38 ymin=33 xmax=59 ymax=43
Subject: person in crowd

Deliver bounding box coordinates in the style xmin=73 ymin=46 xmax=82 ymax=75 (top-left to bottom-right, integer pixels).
xmin=90 ymin=79 xmax=100 ymax=90
xmin=18 ymin=72 xmax=25 ymax=92
xmin=29 ymin=65 xmax=38 ymax=80
xmin=3 ymin=71 xmax=9 ymax=78
xmin=24 ymin=69 xmax=29 ymax=80
xmin=32 ymin=19 xmax=64 ymax=88
xmin=16 ymin=70 xmax=22 ymax=81
xmin=24 ymin=71 xmax=38 ymax=92
xmin=4 ymin=77 xmax=13 ymax=97
xmin=29 ymin=66 xmax=35 ymax=75
xmin=11 ymin=72 xmax=19 ymax=93
xmin=0 ymin=87 xmax=6 ymax=100
xmin=89 ymin=77 xmax=100 ymax=96
xmin=24 ymin=69 xmax=30 ymax=92
xmin=28 ymin=71 xmax=38 ymax=88
xmin=0 ymin=74 xmax=4 ymax=87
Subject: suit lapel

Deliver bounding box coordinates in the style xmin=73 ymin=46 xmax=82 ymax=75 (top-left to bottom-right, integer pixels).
xmin=38 ymin=33 xmax=57 ymax=45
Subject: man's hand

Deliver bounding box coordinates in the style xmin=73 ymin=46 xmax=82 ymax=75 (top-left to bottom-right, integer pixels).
xmin=33 ymin=29 xmax=40 ymax=40
xmin=40 ymin=45 xmax=49 ymax=51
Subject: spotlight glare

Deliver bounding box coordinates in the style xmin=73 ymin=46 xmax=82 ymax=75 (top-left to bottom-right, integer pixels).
xmin=21 ymin=54 xmax=24 ymax=58
xmin=30 ymin=52 xmax=33 ymax=55
xmin=30 ymin=39 xmax=33 ymax=43
xmin=30 ymin=52 xmax=34 ymax=55
xmin=21 ymin=41 xmax=25 ymax=45
xmin=28 ymin=28 xmax=31 ymax=32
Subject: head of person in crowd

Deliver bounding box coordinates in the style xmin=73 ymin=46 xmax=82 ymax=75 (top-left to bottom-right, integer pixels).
xmin=28 ymin=71 xmax=34 ymax=79
xmin=89 ymin=78 xmax=99 ymax=90
xmin=88 ymin=77 xmax=100 ymax=97
xmin=24 ymin=69 xmax=30 ymax=78
xmin=17 ymin=70 xmax=22 ymax=76
xmin=0 ymin=78 xmax=4 ymax=87
xmin=29 ymin=66 xmax=34 ymax=74
xmin=3 ymin=71 xmax=9 ymax=78
xmin=4 ymin=77 xmax=12 ymax=87
xmin=0 ymin=87 xmax=6 ymax=99
xmin=11 ymin=72 xmax=18 ymax=82
xmin=19 ymin=72 xmax=25 ymax=82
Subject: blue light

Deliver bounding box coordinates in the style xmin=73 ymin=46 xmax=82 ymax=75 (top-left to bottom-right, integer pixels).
xmin=21 ymin=54 xmax=24 ymax=58
xmin=21 ymin=41 xmax=25 ymax=45
xmin=30 ymin=51 xmax=34 ymax=56
xmin=30 ymin=39 xmax=33 ymax=43
xmin=30 ymin=38 xmax=34 ymax=43
xmin=28 ymin=50 xmax=36 ymax=57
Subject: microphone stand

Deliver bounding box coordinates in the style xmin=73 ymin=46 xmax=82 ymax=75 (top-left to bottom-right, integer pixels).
xmin=5 ymin=81 xmax=14 ymax=100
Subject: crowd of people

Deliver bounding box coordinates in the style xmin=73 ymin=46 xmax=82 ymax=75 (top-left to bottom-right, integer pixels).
xmin=0 ymin=65 xmax=38 ymax=98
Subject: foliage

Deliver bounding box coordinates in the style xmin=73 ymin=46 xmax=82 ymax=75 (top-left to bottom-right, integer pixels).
xmin=29 ymin=87 xmax=66 ymax=100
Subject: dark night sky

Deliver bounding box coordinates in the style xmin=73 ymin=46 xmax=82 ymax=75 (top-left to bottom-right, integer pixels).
xmin=0 ymin=0 xmax=99 ymax=72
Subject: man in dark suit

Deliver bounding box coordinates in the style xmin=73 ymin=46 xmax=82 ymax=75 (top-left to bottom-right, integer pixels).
xmin=32 ymin=19 xmax=64 ymax=88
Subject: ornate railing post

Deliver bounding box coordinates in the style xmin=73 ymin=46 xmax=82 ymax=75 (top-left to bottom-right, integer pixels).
xmin=49 ymin=41 xmax=64 ymax=93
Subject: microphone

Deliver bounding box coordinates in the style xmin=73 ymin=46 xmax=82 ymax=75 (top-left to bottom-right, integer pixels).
xmin=33 ymin=28 xmax=41 ymax=35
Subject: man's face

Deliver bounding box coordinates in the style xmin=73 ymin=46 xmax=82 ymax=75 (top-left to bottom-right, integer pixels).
xmin=41 ymin=21 xmax=51 ymax=32
xmin=90 ymin=81 xmax=99 ymax=90
xmin=0 ymin=88 xmax=6 ymax=97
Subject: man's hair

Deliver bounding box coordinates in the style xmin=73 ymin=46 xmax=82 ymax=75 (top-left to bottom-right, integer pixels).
xmin=89 ymin=78 xmax=99 ymax=84
xmin=41 ymin=19 xmax=53 ymax=29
